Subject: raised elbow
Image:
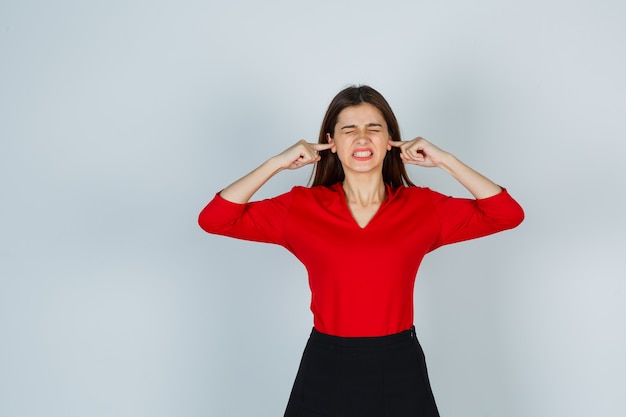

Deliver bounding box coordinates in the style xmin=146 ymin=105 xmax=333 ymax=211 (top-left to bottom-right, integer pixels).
xmin=505 ymin=202 xmax=525 ymax=230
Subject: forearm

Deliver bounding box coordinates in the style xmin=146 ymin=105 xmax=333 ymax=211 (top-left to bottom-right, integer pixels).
xmin=219 ymin=156 xmax=284 ymax=204
xmin=437 ymin=153 xmax=502 ymax=200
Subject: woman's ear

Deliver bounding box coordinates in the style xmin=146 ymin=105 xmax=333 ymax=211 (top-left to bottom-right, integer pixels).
xmin=326 ymin=133 xmax=337 ymax=153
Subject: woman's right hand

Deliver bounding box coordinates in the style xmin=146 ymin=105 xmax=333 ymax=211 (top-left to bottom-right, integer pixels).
xmin=218 ymin=140 xmax=333 ymax=204
xmin=275 ymin=140 xmax=333 ymax=170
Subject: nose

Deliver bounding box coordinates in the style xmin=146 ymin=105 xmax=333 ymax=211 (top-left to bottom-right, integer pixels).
xmin=355 ymin=127 xmax=370 ymax=143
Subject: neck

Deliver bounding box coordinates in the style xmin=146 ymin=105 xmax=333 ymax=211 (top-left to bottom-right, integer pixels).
xmin=342 ymin=174 xmax=387 ymax=207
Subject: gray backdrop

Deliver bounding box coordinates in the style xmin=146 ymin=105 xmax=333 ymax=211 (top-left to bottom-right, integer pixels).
xmin=1 ymin=1 xmax=625 ymax=416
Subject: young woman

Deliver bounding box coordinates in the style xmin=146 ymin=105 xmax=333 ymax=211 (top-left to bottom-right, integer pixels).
xmin=199 ymin=85 xmax=524 ymax=417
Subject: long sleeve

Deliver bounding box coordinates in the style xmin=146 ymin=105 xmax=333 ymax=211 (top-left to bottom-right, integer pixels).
xmin=428 ymin=188 xmax=524 ymax=249
xmin=198 ymin=190 xmax=294 ymax=246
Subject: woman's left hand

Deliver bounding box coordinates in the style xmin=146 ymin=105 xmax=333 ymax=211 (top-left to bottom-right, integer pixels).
xmin=388 ymin=137 xmax=449 ymax=167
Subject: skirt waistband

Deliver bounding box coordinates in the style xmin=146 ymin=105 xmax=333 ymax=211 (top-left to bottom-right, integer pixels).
xmin=309 ymin=326 xmax=417 ymax=348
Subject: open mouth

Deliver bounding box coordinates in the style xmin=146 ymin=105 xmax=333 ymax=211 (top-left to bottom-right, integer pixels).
xmin=352 ymin=150 xmax=373 ymax=158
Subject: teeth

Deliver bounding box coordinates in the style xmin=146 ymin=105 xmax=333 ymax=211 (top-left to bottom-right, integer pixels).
xmin=353 ymin=151 xmax=372 ymax=157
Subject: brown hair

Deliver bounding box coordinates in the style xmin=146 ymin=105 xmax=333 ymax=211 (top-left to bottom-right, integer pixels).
xmin=310 ymin=85 xmax=414 ymax=188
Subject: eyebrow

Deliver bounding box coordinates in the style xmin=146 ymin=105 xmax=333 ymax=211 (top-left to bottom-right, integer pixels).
xmin=340 ymin=123 xmax=384 ymax=130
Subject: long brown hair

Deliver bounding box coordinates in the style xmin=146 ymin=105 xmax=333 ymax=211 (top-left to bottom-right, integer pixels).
xmin=310 ymin=85 xmax=414 ymax=187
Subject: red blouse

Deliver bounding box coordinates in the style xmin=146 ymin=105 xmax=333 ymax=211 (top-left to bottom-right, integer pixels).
xmin=199 ymin=182 xmax=524 ymax=337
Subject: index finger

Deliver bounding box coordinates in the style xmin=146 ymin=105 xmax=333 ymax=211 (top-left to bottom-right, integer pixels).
xmin=311 ymin=142 xmax=334 ymax=151
xmin=388 ymin=140 xmax=405 ymax=147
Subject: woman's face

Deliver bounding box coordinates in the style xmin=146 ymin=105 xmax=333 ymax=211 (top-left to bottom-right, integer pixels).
xmin=327 ymin=103 xmax=392 ymax=176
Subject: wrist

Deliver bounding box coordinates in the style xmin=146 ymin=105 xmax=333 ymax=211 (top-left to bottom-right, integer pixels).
xmin=266 ymin=155 xmax=287 ymax=173
xmin=436 ymin=152 xmax=457 ymax=173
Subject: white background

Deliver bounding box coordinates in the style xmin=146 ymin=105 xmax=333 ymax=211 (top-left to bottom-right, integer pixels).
xmin=1 ymin=1 xmax=625 ymax=416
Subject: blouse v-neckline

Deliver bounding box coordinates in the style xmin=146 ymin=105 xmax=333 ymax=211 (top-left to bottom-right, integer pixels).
xmin=336 ymin=182 xmax=393 ymax=230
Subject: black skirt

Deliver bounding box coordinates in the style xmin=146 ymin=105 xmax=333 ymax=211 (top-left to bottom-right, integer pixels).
xmin=284 ymin=326 xmax=440 ymax=417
